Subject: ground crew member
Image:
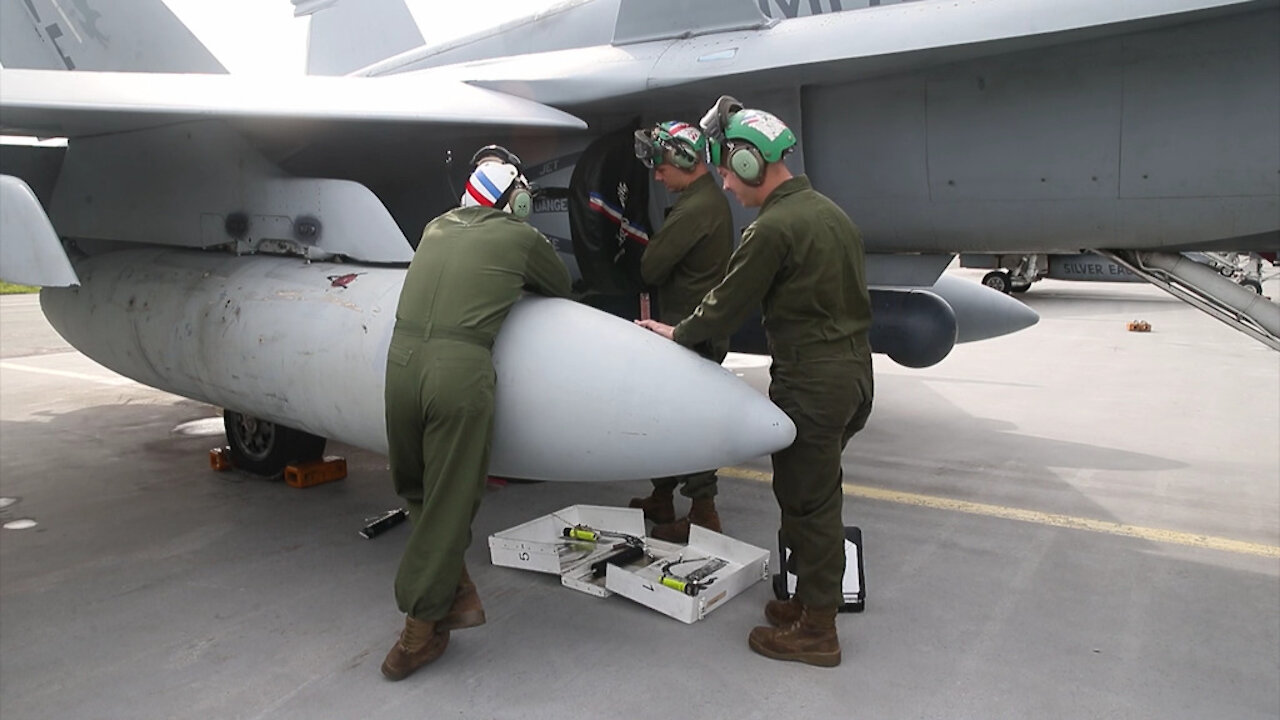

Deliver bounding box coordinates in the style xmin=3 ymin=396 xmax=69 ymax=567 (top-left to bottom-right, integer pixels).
xmin=381 ymin=157 xmax=572 ymax=681
xmin=629 ymin=120 xmax=734 ymax=543
xmin=637 ymin=97 xmax=873 ymax=668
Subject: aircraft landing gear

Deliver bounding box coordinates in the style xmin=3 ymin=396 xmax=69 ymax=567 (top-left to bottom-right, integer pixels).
xmin=982 ymin=270 xmax=1012 ymax=294
xmin=1187 ymin=251 xmax=1274 ymax=297
xmin=965 ymin=254 xmax=1042 ymax=295
xmin=982 ymin=255 xmax=1042 ymax=294
xmin=222 ymin=410 xmax=327 ymax=476
xmin=1240 ymin=278 xmax=1263 ymax=295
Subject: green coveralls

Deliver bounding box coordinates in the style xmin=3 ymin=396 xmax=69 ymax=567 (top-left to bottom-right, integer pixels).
xmin=640 ymin=172 xmax=734 ymax=500
xmin=386 ymin=206 xmax=571 ymax=621
xmin=673 ymin=176 xmax=873 ymax=607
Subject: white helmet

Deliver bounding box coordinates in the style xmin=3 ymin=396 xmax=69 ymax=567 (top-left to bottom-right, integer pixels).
xmin=460 ymin=162 xmax=533 ymax=219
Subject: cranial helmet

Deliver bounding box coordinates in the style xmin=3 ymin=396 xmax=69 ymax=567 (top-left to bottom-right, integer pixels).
xmin=461 ymin=162 xmax=533 ymax=219
xmin=698 ymin=95 xmax=796 ymax=186
xmin=633 ymin=121 xmax=706 ymax=170
xmin=470 ymin=144 xmax=524 ymax=175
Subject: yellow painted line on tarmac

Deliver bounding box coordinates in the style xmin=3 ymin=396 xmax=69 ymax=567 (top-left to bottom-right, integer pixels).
xmin=720 ymin=466 xmax=1280 ymax=559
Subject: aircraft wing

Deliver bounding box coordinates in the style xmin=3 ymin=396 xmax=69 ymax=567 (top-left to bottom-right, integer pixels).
xmin=422 ymin=0 xmax=1264 ymax=105
xmin=0 ymin=68 xmax=587 ymax=138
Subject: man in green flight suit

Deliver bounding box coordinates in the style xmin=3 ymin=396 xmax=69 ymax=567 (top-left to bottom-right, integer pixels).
xmin=629 ymin=120 xmax=734 ymax=543
xmin=637 ymin=97 xmax=873 ymax=668
xmin=381 ymin=154 xmax=572 ymax=681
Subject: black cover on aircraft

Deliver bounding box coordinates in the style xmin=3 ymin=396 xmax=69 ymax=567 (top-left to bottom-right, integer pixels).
xmin=567 ymin=125 xmax=650 ymax=310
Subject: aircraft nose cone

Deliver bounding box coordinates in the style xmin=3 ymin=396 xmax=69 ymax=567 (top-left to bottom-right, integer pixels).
xmin=932 ymin=274 xmax=1040 ymax=343
xmin=489 ymin=297 xmax=797 ymax=481
xmin=1006 ymin=295 xmax=1041 ymax=333
xmin=724 ymin=390 xmax=796 ymax=460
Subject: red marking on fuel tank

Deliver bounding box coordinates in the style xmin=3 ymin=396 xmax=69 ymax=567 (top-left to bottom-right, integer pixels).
xmin=328 ymin=273 xmax=362 ymax=288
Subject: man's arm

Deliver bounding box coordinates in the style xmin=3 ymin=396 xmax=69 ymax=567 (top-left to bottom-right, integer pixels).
xmin=640 ymin=205 xmax=702 ymax=287
xmin=523 ymin=230 xmax=573 ymax=298
xmin=672 ymin=224 xmax=785 ymax=348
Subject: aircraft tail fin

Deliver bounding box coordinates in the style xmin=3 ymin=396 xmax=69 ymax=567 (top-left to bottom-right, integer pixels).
xmin=294 ymin=0 xmax=424 ymax=76
xmin=0 ymin=0 xmax=225 ymax=73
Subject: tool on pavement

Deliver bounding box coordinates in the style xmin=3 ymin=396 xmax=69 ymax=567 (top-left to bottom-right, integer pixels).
xmin=360 ymin=508 xmax=408 ymax=539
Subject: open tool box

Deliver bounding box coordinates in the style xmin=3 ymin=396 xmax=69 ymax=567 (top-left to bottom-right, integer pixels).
xmin=606 ymin=523 xmax=770 ymax=624
xmin=488 ymin=505 xmax=769 ymax=623
xmin=488 ymin=504 xmax=646 ymax=597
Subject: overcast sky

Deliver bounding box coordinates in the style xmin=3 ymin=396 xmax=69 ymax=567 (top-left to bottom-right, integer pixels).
xmin=163 ymin=0 xmax=563 ymax=75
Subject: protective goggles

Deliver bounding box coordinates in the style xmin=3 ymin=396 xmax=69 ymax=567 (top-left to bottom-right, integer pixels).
xmin=633 ymin=129 xmax=665 ymax=169
xmin=698 ymin=95 xmax=743 ymax=167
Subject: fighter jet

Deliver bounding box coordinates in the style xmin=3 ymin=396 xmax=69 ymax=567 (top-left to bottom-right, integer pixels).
xmin=1 ymin=0 xmax=1276 ymax=475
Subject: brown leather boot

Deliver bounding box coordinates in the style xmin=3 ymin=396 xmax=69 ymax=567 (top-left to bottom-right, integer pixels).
xmin=764 ymin=597 xmax=803 ymax=628
xmin=628 ymin=489 xmax=676 ymax=524
xmin=748 ymin=604 xmax=841 ymax=667
xmin=651 ymin=496 xmax=720 ymax=543
xmin=381 ymin=616 xmax=450 ymax=681
xmin=438 ymin=565 xmax=486 ymax=631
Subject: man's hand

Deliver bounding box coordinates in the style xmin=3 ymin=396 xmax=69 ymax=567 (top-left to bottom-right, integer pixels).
xmin=634 ymin=319 xmax=676 ymax=341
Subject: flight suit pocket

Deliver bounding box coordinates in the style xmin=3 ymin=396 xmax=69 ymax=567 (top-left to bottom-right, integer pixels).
xmin=387 ymin=343 xmax=415 ymax=367
xmin=432 ymin=356 xmax=495 ymax=416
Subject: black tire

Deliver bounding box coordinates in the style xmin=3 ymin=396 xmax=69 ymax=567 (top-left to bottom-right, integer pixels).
xmin=982 ymin=270 xmax=1012 ymax=294
xmin=1010 ymin=283 xmax=1031 ymax=294
xmin=222 ymin=410 xmax=326 ymax=476
xmin=1240 ymin=278 xmax=1263 ymax=295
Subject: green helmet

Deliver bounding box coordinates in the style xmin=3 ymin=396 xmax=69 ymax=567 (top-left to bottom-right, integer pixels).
xmin=634 ymin=120 xmax=706 ymax=170
xmin=724 ymin=109 xmax=796 ymax=163
xmin=699 ymin=95 xmax=796 ymax=184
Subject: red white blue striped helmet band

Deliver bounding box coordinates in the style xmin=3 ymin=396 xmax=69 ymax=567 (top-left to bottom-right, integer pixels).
xmin=462 ymin=162 xmax=521 ymax=210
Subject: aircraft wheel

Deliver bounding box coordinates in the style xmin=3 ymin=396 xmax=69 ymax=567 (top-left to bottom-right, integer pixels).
xmin=1239 ymin=278 xmax=1263 ymax=295
xmin=982 ymin=271 xmax=1012 ymax=294
xmin=223 ymin=410 xmax=326 ymax=476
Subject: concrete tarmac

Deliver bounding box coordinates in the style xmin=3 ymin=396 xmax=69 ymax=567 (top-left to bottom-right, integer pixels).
xmin=1 ymin=275 xmax=1277 ymax=720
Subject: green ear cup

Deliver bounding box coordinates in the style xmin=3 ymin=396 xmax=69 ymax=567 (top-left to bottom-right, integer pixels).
xmin=508 ymin=187 xmax=533 ymax=219
xmin=728 ymin=142 xmax=765 ymax=185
